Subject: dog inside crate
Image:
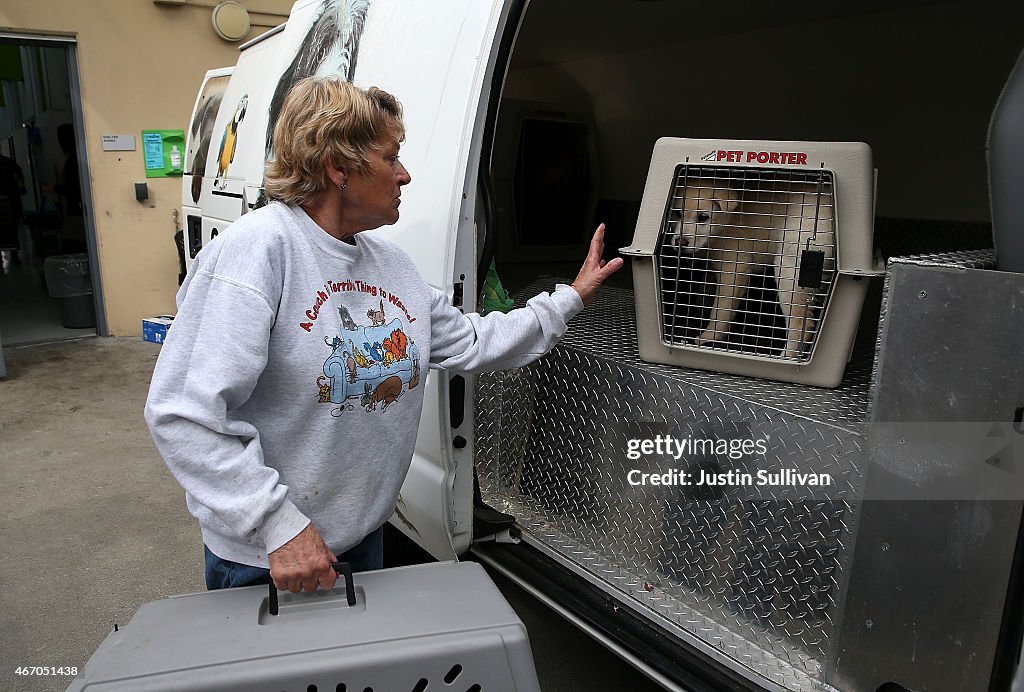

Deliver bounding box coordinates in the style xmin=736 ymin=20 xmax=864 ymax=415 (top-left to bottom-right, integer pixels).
xmin=656 ymin=166 xmax=837 ymax=362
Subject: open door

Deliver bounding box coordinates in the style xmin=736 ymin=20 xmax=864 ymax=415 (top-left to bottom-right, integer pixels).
xmin=348 ymin=0 xmax=520 ymax=559
xmin=0 ymin=37 xmax=104 ymax=345
xmin=181 ymin=67 xmax=232 ymax=280
xmin=176 ymin=0 xmax=519 ymax=561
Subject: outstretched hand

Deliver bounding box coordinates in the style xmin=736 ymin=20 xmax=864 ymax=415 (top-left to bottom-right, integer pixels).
xmin=571 ymin=223 xmax=624 ymax=306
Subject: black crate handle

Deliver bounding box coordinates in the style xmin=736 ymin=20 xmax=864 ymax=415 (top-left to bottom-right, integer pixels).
xmin=267 ymin=562 xmax=356 ymax=616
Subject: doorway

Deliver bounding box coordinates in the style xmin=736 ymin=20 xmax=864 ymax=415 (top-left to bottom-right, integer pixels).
xmin=0 ymin=34 xmax=102 ymax=364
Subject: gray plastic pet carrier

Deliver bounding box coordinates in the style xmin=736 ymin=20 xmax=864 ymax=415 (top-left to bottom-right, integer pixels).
xmin=621 ymin=138 xmax=883 ymax=387
xmin=67 ymin=561 xmax=540 ymax=692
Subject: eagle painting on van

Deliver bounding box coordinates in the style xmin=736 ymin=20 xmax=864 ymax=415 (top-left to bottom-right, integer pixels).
xmin=257 ymin=0 xmax=372 ymax=207
xmin=186 ymin=74 xmax=229 ymax=203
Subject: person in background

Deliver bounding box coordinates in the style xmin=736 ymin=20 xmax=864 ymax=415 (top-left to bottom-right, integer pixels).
xmin=145 ymin=77 xmax=622 ymax=595
xmin=55 ymin=123 xmax=81 ymax=217
xmin=0 ymin=152 xmax=25 ymax=255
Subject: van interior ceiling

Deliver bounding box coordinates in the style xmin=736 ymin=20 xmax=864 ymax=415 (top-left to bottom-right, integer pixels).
xmin=487 ymin=0 xmax=1011 ymax=297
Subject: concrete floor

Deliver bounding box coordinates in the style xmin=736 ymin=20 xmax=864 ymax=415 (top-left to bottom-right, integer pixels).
xmin=0 ymin=336 xmax=664 ymax=692
xmin=2 ymin=337 xmax=203 ymax=692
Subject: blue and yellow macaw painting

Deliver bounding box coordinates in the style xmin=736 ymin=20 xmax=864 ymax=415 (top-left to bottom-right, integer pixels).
xmin=214 ymin=94 xmax=248 ymax=190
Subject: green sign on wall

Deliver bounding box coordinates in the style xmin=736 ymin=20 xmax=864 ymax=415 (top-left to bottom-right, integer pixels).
xmin=142 ymin=129 xmax=185 ymax=178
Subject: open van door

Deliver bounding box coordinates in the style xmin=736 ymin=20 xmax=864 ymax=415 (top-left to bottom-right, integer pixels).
xmin=180 ymin=0 xmax=520 ymax=560
xmin=349 ymin=0 xmax=521 ymax=559
xmin=182 ymin=66 xmax=232 ymax=275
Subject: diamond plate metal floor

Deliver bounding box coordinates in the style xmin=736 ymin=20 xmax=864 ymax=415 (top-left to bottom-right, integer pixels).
xmin=474 ymin=280 xmax=875 ymax=691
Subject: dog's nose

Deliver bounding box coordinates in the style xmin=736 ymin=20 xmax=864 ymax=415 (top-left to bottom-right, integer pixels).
xmin=679 ymin=236 xmax=690 ymax=247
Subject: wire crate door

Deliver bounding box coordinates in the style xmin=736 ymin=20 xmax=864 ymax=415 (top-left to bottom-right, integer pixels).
xmin=657 ymin=165 xmax=838 ymax=363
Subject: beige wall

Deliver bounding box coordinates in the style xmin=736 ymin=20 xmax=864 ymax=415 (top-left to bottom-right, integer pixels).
xmin=0 ymin=0 xmax=292 ymax=335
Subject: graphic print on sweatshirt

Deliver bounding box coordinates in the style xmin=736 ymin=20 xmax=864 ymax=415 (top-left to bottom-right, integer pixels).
xmin=302 ymin=278 xmax=421 ymax=418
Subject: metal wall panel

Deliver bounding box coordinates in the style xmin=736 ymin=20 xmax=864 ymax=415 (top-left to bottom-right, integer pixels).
xmin=831 ymin=253 xmax=1024 ymax=692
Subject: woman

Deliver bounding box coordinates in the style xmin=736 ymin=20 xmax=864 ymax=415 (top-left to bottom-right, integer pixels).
xmin=145 ymin=77 xmax=621 ymax=595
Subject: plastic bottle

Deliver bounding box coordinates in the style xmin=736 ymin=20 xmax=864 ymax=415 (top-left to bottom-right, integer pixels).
xmin=170 ymin=144 xmax=182 ymax=171
xmin=988 ymin=48 xmax=1024 ymax=273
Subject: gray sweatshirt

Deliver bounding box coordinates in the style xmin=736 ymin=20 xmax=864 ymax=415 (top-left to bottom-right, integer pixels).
xmin=145 ymin=202 xmax=582 ymax=567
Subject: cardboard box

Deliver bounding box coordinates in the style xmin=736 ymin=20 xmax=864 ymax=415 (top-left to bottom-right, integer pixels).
xmin=142 ymin=315 xmax=174 ymax=345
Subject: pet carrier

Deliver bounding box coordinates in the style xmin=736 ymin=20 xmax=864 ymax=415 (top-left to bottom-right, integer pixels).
xmin=621 ymin=138 xmax=882 ymax=387
xmin=67 ymin=561 xmax=541 ymax=692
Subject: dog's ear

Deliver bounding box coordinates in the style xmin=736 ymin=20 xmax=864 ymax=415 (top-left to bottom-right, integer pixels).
xmin=712 ymin=188 xmax=740 ymax=213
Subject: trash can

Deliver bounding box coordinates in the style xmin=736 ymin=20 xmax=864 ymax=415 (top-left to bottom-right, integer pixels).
xmin=43 ymin=253 xmax=95 ymax=329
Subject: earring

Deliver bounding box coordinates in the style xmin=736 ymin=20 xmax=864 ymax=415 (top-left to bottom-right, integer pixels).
xmin=338 ymin=182 xmax=347 ymax=191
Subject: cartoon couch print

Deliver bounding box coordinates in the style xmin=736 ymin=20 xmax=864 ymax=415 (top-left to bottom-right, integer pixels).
xmin=321 ymin=301 xmax=421 ymax=413
xmin=214 ymin=94 xmax=248 ymax=190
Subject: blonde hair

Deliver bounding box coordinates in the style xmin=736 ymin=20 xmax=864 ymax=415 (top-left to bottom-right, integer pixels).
xmin=263 ymin=78 xmax=405 ymax=206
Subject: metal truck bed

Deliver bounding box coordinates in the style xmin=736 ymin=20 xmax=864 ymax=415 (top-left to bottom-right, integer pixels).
xmin=474 ymin=248 xmax=1017 ymax=691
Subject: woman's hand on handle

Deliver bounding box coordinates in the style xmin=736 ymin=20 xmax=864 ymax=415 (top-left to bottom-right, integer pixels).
xmin=269 ymin=523 xmax=338 ymax=593
xmin=571 ymin=223 xmax=624 ymax=306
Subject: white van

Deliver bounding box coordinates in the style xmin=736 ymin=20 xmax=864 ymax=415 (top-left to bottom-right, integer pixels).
xmin=182 ymin=2 xmax=1024 ymax=691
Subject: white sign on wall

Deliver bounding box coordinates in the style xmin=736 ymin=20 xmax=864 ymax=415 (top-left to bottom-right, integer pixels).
xmin=101 ymin=135 xmax=136 ymax=151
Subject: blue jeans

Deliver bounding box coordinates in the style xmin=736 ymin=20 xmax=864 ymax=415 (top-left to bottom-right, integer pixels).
xmin=204 ymin=526 xmax=384 ymax=590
